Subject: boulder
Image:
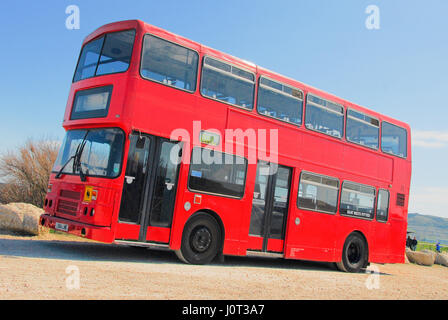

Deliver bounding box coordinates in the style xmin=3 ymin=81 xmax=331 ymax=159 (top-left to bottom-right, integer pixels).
xmin=404 ymin=251 xmax=410 ymax=263
xmin=422 ymin=249 xmax=437 ymax=260
xmin=435 ymin=253 xmax=448 ymax=267
xmin=0 ymin=202 xmax=47 ymax=235
xmin=406 ymin=249 xmax=435 ymax=266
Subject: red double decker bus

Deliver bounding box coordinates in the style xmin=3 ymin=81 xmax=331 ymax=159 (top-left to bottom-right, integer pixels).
xmin=40 ymin=20 xmax=411 ymax=272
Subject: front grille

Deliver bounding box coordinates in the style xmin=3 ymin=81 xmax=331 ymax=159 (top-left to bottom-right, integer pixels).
xmin=57 ymin=199 xmax=78 ymax=216
xmin=60 ymin=189 xmax=81 ymax=200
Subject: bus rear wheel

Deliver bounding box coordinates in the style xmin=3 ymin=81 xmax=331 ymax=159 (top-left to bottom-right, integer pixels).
xmin=336 ymin=232 xmax=368 ymax=273
xmin=175 ymin=213 xmax=222 ymax=265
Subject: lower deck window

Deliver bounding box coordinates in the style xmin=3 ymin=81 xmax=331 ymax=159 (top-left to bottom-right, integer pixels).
xmin=376 ymin=189 xmax=390 ymax=222
xmin=188 ymin=148 xmax=247 ymax=198
xmin=340 ymin=181 xmax=375 ymax=219
xmin=297 ymin=172 xmax=339 ymax=214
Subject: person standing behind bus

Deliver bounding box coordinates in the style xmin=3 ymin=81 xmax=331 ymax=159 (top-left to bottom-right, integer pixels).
xmin=411 ymin=237 xmax=418 ymax=251
xmin=406 ymin=235 xmax=412 ymax=248
xmin=436 ymin=241 xmax=441 ymax=253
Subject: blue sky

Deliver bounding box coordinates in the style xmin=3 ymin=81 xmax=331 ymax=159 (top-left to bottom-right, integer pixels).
xmin=0 ymin=1 xmax=447 ymax=217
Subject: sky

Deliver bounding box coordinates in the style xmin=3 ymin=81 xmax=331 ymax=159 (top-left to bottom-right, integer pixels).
xmin=0 ymin=0 xmax=447 ymax=217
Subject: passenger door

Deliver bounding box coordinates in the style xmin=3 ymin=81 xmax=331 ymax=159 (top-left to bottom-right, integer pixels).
xmin=118 ymin=133 xmax=181 ymax=243
xmin=248 ymin=161 xmax=292 ymax=254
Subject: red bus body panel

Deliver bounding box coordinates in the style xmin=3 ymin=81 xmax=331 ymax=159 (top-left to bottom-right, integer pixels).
xmin=40 ymin=20 xmax=411 ymax=265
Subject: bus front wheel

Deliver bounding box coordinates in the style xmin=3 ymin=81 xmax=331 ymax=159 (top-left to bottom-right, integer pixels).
xmin=336 ymin=232 xmax=368 ymax=273
xmin=175 ymin=213 xmax=222 ymax=265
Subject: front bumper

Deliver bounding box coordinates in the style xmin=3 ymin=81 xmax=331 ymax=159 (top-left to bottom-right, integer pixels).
xmin=39 ymin=214 xmax=114 ymax=243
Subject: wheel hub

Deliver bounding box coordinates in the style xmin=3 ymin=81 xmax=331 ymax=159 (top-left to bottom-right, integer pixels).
xmin=347 ymin=242 xmax=361 ymax=264
xmin=191 ymin=227 xmax=212 ymax=253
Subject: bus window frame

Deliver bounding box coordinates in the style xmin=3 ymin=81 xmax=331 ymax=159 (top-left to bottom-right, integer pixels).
xmin=70 ymin=85 xmax=113 ymax=120
xmin=139 ymin=33 xmax=200 ymax=94
xmin=339 ymin=180 xmax=376 ymax=221
xmin=186 ymin=147 xmax=249 ymax=200
xmin=376 ymin=188 xmax=390 ymax=223
xmin=304 ymin=93 xmax=345 ymax=140
xmin=51 ymin=126 xmax=126 ymax=180
xmin=72 ymin=28 xmax=137 ymax=83
xmin=199 ymin=55 xmax=256 ymax=111
xmin=345 ymin=108 xmax=380 ymax=151
xmin=297 ymin=170 xmax=340 ymax=215
xmin=381 ymin=121 xmax=408 ymax=159
xmin=256 ymin=75 xmax=304 ymax=127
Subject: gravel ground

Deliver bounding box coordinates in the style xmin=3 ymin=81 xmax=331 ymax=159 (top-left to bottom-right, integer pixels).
xmin=0 ymin=232 xmax=447 ymax=300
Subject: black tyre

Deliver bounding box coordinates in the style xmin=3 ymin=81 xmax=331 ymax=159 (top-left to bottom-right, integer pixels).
xmin=175 ymin=213 xmax=222 ymax=265
xmin=336 ymin=233 xmax=368 ymax=273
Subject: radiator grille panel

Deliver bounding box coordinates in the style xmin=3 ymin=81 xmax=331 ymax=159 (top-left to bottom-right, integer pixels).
xmin=57 ymin=199 xmax=78 ymax=216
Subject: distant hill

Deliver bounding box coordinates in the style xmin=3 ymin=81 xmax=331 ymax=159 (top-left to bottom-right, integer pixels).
xmin=408 ymin=213 xmax=448 ymax=245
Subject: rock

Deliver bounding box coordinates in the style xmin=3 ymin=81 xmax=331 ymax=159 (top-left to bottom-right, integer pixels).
xmin=435 ymin=253 xmax=448 ymax=267
xmin=0 ymin=203 xmax=47 ymax=235
xmin=405 ymin=249 xmax=435 ymax=266
xmin=422 ymin=249 xmax=437 ymax=260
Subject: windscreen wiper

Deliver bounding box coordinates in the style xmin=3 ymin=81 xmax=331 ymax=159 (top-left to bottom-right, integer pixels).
xmin=55 ymin=130 xmax=90 ymax=180
xmin=73 ymin=133 xmax=89 ymax=182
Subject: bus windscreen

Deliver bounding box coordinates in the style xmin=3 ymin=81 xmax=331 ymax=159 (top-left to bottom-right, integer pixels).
xmin=52 ymin=128 xmax=125 ymax=178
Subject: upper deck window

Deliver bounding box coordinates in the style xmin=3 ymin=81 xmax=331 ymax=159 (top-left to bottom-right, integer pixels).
xmin=73 ymin=30 xmax=136 ymax=82
xmin=346 ymin=109 xmax=379 ymax=149
xmin=257 ymin=77 xmax=303 ymax=125
xmin=305 ymin=94 xmax=344 ymax=138
xmin=381 ymin=122 xmax=407 ymax=158
xmin=140 ymin=35 xmax=199 ymax=92
xmin=201 ymin=57 xmax=255 ymax=109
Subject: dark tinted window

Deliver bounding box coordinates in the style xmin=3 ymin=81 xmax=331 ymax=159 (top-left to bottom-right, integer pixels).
xmin=140 ymin=35 xmax=198 ymax=92
xmin=257 ymin=77 xmax=303 ymax=125
xmin=298 ymin=172 xmax=339 ymax=214
xmin=305 ymin=94 xmax=344 ymax=138
xmin=201 ymin=57 xmax=255 ymax=109
xmin=188 ymin=148 xmax=247 ymax=198
xmin=340 ymin=182 xmax=375 ymax=219
xmin=376 ymin=189 xmax=389 ymax=222
xmin=74 ymin=30 xmax=135 ymax=82
xmin=381 ymin=122 xmax=407 ymax=158
xmin=346 ymin=109 xmax=379 ymax=149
